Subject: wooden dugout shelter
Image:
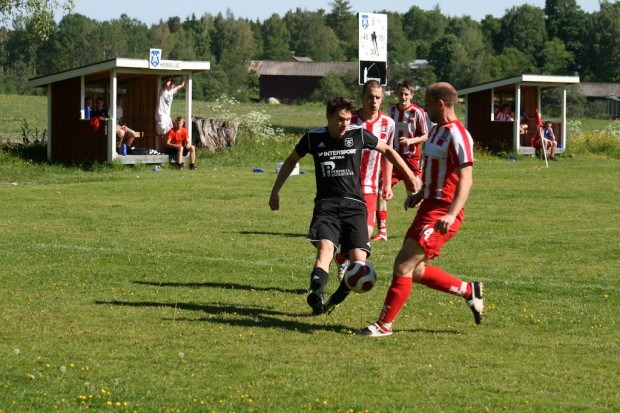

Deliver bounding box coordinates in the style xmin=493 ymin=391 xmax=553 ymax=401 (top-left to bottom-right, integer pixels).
xmin=457 ymin=75 xmax=580 ymax=155
xmin=29 ymin=57 xmax=210 ymax=164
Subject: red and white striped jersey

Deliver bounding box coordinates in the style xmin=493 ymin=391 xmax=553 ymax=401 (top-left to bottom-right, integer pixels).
xmin=351 ymin=111 xmax=395 ymax=195
xmin=421 ymin=120 xmax=474 ymax=203
xmin=388 ymin=103 xmax=428 ymax=158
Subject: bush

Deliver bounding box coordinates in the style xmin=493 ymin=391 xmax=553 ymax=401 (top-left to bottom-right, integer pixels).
xmin=567 ymin=119 xmax=620 ymax=158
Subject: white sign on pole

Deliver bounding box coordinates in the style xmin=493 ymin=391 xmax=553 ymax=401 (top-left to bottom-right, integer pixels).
xmin=149 ymin=48 xmax=182 ymax=70
xmin=358 ymin=13 xmax=388 ymax=85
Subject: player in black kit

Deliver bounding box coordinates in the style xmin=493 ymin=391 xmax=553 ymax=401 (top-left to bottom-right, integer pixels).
xmin=269 ymin=96 xmax=420 ymax=315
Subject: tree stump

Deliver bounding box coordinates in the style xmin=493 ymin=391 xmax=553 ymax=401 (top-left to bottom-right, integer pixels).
xmin=191 ymin=116 xmax=239 ymax=151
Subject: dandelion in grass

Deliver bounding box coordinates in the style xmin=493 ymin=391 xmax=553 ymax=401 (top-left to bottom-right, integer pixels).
xmin=60 ymin=365 xmax=67 ymax=374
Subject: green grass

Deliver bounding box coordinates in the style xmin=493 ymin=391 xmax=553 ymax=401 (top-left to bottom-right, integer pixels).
xmin=1 ymin=136 xmax=619 ymax=412
xmin=1 ymin=93 xmax=619 ymax=411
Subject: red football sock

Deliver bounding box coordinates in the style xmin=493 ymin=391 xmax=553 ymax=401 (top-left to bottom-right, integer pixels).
xmin=376 ymin=210 xmax=388 ymax=233
xmin=335 ymin=252 xmax=348 ymax=266
xmin=420 ymin=265 xmax=469 ymax=297
xmin=378 ymin=275 xmax=413 ymax=324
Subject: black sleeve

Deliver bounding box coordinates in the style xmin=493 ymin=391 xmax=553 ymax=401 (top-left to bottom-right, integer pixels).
xmin=362 ymin=129 xmax=379 ymax=150
xmin=294 ymin=133 xmax=311 ymax=157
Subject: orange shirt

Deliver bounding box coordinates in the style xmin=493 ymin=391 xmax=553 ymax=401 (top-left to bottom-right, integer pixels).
xmin=168 ymin=127 xmax=188 ymax=146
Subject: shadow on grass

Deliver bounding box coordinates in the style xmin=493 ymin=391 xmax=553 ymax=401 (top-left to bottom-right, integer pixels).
xmin=95 ymin=299 xmax=352 ymax=334
xmin=396 ymin=327 xmax=463 ymax=335
xmin=238 ymin=230 xmax=307 ymax=238
xmin=132 ymin=280 xmax=306 ymax=295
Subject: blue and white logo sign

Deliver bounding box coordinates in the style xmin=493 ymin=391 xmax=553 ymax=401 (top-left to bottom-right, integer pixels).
xmin=150 ymin=48 xmax=161 ymax=69
xmin=361 ymin=14 xmax=369 ymax=30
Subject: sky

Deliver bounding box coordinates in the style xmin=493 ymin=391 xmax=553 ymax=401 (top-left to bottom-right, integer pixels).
xmin=68 ymin=0 xmax=603 ymax=25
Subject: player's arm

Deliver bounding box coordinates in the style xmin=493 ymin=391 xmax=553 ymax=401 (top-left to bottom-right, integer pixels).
xmin=407 ymin=132 xmax=428 ymax=146
xmin=380 ymin=154 xmax=393 ymax=201
xmin=269 ymin=150 xmax=302 ymax=211
xmin=375 ymin=140 xmax=421 ymax=193
xmin=435 ymin=163 xmax=473 ymax=234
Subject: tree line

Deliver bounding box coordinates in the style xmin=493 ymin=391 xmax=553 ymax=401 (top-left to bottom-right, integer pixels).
xmin=1 ymin=0 xmax=619 ymax=104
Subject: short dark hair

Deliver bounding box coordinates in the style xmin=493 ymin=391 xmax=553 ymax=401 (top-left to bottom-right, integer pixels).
xmin=426 ymin=82 xmax=458 ymax=107
xmin=326 ymin=96 xmax=356 ymax=115
xmin=361 ymin=79 xmax=382 ymax=97
xmin=396 ymin=79 xmax=415 ymax=93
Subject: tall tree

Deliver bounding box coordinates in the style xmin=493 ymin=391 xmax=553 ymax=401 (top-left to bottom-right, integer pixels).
xmin=384 ymin=11 xmax=416 ymax=67
xmin=210 ymin=11 xmax=258 ymax=100
xmin=97 ymin=20 xmax=128 ymax=60
xmin=284 ymin=9 xmax=343 ymax=61
xmin=402 ymin=5 xmax=448 ymax=58
xmin=429 ymin=18 xmax=491 ymax=89
xmin=589 ymin=1 xmax=620 ymax=82
xmin=539 ymin=38 xmax=574 ymax=75
xmin=481 ymin=14 xmax=502 ymax=54
xmin=261 ymin=14 xmax=291 ymax=60
xmin=487 ymin=47 xmax=535 ymax=79
xmin=44 ymin=14 xmax=98 ymax=72
xmin=0 ymin=0 xmax=74 ymax=40
xmin=326 ymin=0 xmax=357 ymax=60
xmin=182 ymin=14 xmax=214 ymax=61
xmin=119 ymin=14 xmax=150 ymax=58
xmin=1 ymin=17 xmax=38 ymax=83
xmin=500 ymin=5 xmax=547 ymax=58
xmin=150 ymin=21 xmax=172 ymax=56
xmin=544 ymin=0 xmax=587 ymax=73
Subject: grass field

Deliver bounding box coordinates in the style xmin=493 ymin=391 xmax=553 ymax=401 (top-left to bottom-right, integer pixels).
xmin=1 ymin=93 xmax=619 ymax=412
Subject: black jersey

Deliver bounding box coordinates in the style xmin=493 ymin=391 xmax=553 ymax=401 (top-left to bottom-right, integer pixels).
xmin=295 ymin=125 xmax=379 ymax=203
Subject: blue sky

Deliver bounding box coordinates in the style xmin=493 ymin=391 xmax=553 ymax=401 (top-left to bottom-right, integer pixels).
xmin=69 ymin=0 xmax=603 ymax=24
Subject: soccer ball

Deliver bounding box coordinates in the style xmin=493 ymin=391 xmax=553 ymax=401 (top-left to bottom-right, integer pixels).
xmin=344 ymin=261 xmax=377 ymax=293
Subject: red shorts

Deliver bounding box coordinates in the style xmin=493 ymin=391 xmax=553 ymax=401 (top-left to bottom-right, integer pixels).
xmin=405 ymin=199 xmax=464 ymax=259
xmin=392 ymin=158 xmax=422 ymax=188
xmin=363 ymin=193 xmax=377 ymax=226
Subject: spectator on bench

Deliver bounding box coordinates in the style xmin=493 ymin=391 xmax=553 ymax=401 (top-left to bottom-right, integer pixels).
xmin=115 ymin=95 xmax=139 ymax=153
xmin=91 ymin=96 xmax=109 ymax=118
xmin=164 ymin=116 xmax=197 ymax=170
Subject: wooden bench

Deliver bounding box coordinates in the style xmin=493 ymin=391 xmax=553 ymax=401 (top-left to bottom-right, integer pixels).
xmin=114 ymin=152 xmax=189 ymax=165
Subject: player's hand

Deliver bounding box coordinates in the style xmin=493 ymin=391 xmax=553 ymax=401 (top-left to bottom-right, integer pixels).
xmin=398 ymin=136 xmax=409 ymax=146
xmin=434 ymin=213 xmax=456 ymax=234
xmin=269 ymin=193 xmax=280 ymax=211
xmin=404 ymin=191 xmax=423 ymax=210
xmin=405 ymin=175 xmax=422 ymax=193
xmin=382 ymin=186 xmax=393 ymax=201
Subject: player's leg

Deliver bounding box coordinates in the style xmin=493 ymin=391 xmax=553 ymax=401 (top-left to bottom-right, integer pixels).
xmin=189 ymin=144 xmax=197 ymax=169
xmin=357 ymin=237 xmax=424 ymax=336
xmin=409 ymin=203 xmax=484 ymax=323
xmin=124 ymin=130 xmax=136 ymax=148
xmin=116 ymin=127 xmax=126 ymax=152
xmin=334 ymin=251 xmax=348 ymax=282
xmin=364 ymin=193 xmax=377 ymax=238
xmin=323 ymin=200 xmax=370 ymax=314
xmin=371 ymin=176 xmax=388 ymax=241
xmin=371 ymin=196 xmax=388 ymax=242
xmin=306 ymin=200 xmax=341 ymax=315
xmin=307 ymin=240 xmax=336 ymax=314
xmin=359 ymin=201 xmax=484 ymax=336
xmin=323 ymin=247 xmax=367 ymax=314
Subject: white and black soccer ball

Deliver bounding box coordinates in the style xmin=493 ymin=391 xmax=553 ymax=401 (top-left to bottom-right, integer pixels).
xmin=344 ymin=261 xmax=377 ymax=293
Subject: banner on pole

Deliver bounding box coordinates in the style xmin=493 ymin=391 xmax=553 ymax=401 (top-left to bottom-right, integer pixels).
xmin=358 ymin=13 xmax=387 ymax=85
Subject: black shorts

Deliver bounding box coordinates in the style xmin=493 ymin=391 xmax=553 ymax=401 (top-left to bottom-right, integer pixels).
xmin=307 ymin=197 xmax=371 ymax=258
xmin=166 ymin=147 xmax=189 ymax=157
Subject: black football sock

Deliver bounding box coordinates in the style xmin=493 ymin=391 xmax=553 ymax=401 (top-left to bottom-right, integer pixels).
xmin=309 ymin=267 xmax=329 ymax=293
xmin=325 ymin=280 xmax=352 ymax=306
